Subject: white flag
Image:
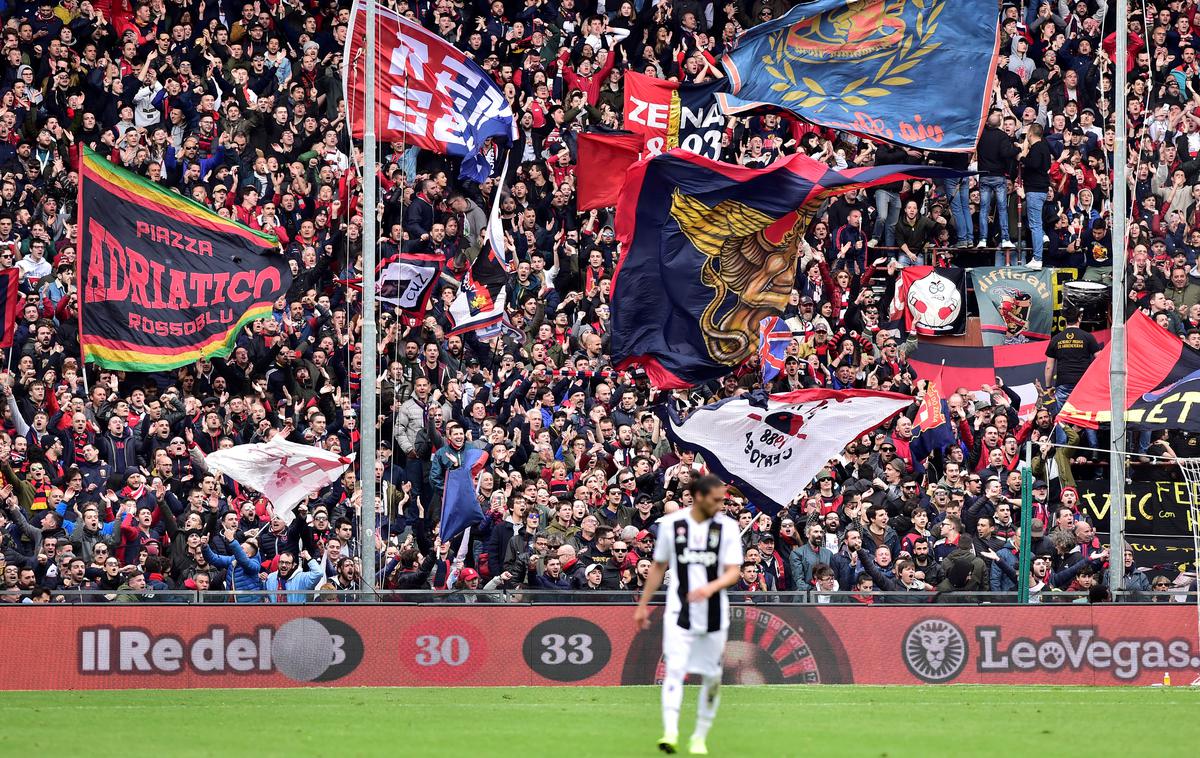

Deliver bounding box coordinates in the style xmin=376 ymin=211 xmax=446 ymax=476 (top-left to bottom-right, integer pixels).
xmin=659 ymin=389 xmax=912 ymax=510
xmin=206 ymin=436 xmax=355 ymax=524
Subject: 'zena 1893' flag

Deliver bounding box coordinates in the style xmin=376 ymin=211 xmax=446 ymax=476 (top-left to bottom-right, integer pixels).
xmin=344 ymin=0 xmax=516 ymax=183
xmin=718 ymin=0 xmax=999 ymax=151
xmin=78 ymin=147 xmax=291 ymax=372
xmin=206 ymin=437 xmax=354 ymax=526
xmin=622 ymin=71 xmax=730 ymax=160
xmin=611 ymin=149 xmax=966 ymax=389
xmin=658 ymin=389 xmax=912 ymax=510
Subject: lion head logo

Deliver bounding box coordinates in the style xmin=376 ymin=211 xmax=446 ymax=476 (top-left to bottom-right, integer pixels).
xmin=902 ymin=618 xmax=967 ymax=682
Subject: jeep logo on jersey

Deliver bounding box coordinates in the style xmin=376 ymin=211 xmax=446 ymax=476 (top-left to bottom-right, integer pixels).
xmin=679 ymin=549 xmax=718 ymax=566
xmin=902 ymin=618 xmax=968 ymax=683
xmin=79 ymin=618 xmax=364 ymax=682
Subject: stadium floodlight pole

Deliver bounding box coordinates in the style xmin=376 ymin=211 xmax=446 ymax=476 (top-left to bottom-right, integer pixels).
xmin=1018 ymin=448 xmax=1032 ymax=603
xmin=1108 ymin=0 xmax=1129 ymax=595
xmin=360 ymin=0 xmax=378 ymax=588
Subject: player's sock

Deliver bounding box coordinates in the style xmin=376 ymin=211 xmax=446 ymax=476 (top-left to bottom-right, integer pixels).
xmin=693 ymin=674 xmax=720 ymax=741
xmin=661 ymin=663 xmax=685 ymax=739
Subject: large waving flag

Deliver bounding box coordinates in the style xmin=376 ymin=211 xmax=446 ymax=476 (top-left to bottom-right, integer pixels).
xmin=440 ymin=447 xmax=488 ymax=540
xmin=344 ymin=0 xmax=516 ymax=182
xmin=610 ymin=149 xmax=965 ymax=389
xmin=658 ymin=389 xmax=911 ymax=510
xmin=78 ymin=147 xmax=289 ymax=371
xmin=909 ymin=366 xmax=956 ymax=464
xmin=1061 ymin=311 xmax=1200 ymax=430
xmin=206 ymin=437 xmax=354 ymax=526
xmin=719 ymin=0 xmax=998 ymax=151
xmin=909 ymin=340 xmax=1046 ymax=418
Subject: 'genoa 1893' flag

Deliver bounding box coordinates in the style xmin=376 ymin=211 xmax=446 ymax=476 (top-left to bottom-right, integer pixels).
xmin=611 ymin=149 xmax=964 ymax=389
xmin=78 ymin=147 xmax=290 ymax=372
xmin=659 ymin=389 xmax=911 ymax=510
xmin=1061 ymin=310 xmax=1200 ymax=430
xmin=0 ymin=268 xmax=17 ymax=347
xmin=909 ymin=366 xmax=956 ymax=464
xmin=719 ymin=0 xmax=998 ymax=152
xmin=344 ymin=0 xmax=515 ymax=182
xmin=887 ymin=266 xmax=968 ymax=336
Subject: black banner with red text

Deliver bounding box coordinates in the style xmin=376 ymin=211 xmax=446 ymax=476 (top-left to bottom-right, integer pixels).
xmin=78 ymin=147 xmax=290 ymax=372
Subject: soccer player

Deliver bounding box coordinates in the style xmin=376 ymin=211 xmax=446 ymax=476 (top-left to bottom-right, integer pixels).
xmin=634 ymin=475 xmax=743 ymax=755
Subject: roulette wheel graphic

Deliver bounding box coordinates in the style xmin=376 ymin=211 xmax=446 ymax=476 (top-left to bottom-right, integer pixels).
xmin=620 ymin=605 xmax=852 ymax=685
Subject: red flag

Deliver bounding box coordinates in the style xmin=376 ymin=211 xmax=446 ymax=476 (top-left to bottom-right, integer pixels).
xmin=577 ymin=132 xmax=642 ymax=211
xmin=0 ymin=269 xmax=16 ymax=348
xmin=343 ymin=1 xmax=514 ymax=181
xmin=1060 ymin=311 xmax=1196 ymax=429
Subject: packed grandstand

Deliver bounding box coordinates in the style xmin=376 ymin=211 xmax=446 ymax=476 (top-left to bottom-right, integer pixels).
xmin=0 ymin=0 xmax=1194 ymax=606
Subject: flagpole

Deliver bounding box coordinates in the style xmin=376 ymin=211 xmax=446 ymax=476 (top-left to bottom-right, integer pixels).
xmin=360 ymin=0 xmax=378 ymax=588
xmin=1108 ymin=0 xmax=1128 ymax=595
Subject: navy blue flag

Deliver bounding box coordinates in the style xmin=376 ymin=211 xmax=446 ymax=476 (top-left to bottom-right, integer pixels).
xmin=909 ymin=368 xmax=956 ymax=465
xmin=610 ymin=149 xmax=967 ymax=389
xmin=719 ymin=0 xmax=999 ymax=151
xmin=439 ymin=447 xmax=488 ymax=540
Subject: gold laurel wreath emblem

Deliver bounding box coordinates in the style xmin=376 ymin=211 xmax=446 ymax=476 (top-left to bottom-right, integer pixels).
xmin=763 ymin=0 xmax=945 ymax=112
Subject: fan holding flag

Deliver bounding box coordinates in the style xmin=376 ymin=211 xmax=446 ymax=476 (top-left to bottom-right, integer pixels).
xmin=909 ymin=367 xmax=958 ymax=473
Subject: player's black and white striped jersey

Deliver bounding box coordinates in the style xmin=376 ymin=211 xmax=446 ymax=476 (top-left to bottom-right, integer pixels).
xmin=653 ymin=509 xmax=743 ymax=633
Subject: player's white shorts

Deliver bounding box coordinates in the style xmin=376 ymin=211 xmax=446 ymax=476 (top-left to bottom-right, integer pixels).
xmin=663 ymin=619 xmax=727 ymax=678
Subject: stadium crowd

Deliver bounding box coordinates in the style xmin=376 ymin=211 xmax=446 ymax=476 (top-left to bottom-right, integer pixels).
xmin=0 ymin=0 xmax=1192 ymax=604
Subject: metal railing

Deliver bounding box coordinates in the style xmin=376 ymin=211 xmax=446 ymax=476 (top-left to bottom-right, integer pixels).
xmin=5 ymin=588 xmax=1195 ymax=605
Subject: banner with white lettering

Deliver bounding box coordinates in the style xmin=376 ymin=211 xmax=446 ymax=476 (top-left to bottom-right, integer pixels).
xmin=622 ymin=72 xmax=729 ymax=160
xmin=344 ymin=0 xmax=515 ymax=181
xmin=658 ymin=389 xmax=911 ymax=510
xmin=206 ymin=437 xmax=354 ymax=525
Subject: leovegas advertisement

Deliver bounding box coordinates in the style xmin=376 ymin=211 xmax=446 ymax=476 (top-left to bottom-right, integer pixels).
xmin=1 ymin=605 xmax=1197 ymax=690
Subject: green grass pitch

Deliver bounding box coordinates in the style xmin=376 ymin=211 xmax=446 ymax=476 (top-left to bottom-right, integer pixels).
xmin=2 ymin=685 xmax=1198 ymax=756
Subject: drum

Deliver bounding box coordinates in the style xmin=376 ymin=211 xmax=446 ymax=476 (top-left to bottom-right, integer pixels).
xmin=1063 ymin=281 xmax=1111 ymax=330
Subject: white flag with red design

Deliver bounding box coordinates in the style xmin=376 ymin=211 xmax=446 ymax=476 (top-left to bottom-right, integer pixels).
xmin=659 ymin=389 xmax=912 ymax=510
xmin=206 ymin=437 xmax=354 ymax=525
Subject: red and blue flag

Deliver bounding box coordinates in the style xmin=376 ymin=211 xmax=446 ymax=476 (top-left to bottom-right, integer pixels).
xmin=759 ymin=317 xmax=792 ymax=384
xmin=611 ymin=149 xmax=967 ymax=389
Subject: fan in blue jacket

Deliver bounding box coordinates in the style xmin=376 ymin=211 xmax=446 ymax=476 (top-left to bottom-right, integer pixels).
xmin=203 ymin=539 xmax=265 ymax=603
xmin=264 ymin=551 xmax=327 ymax=603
